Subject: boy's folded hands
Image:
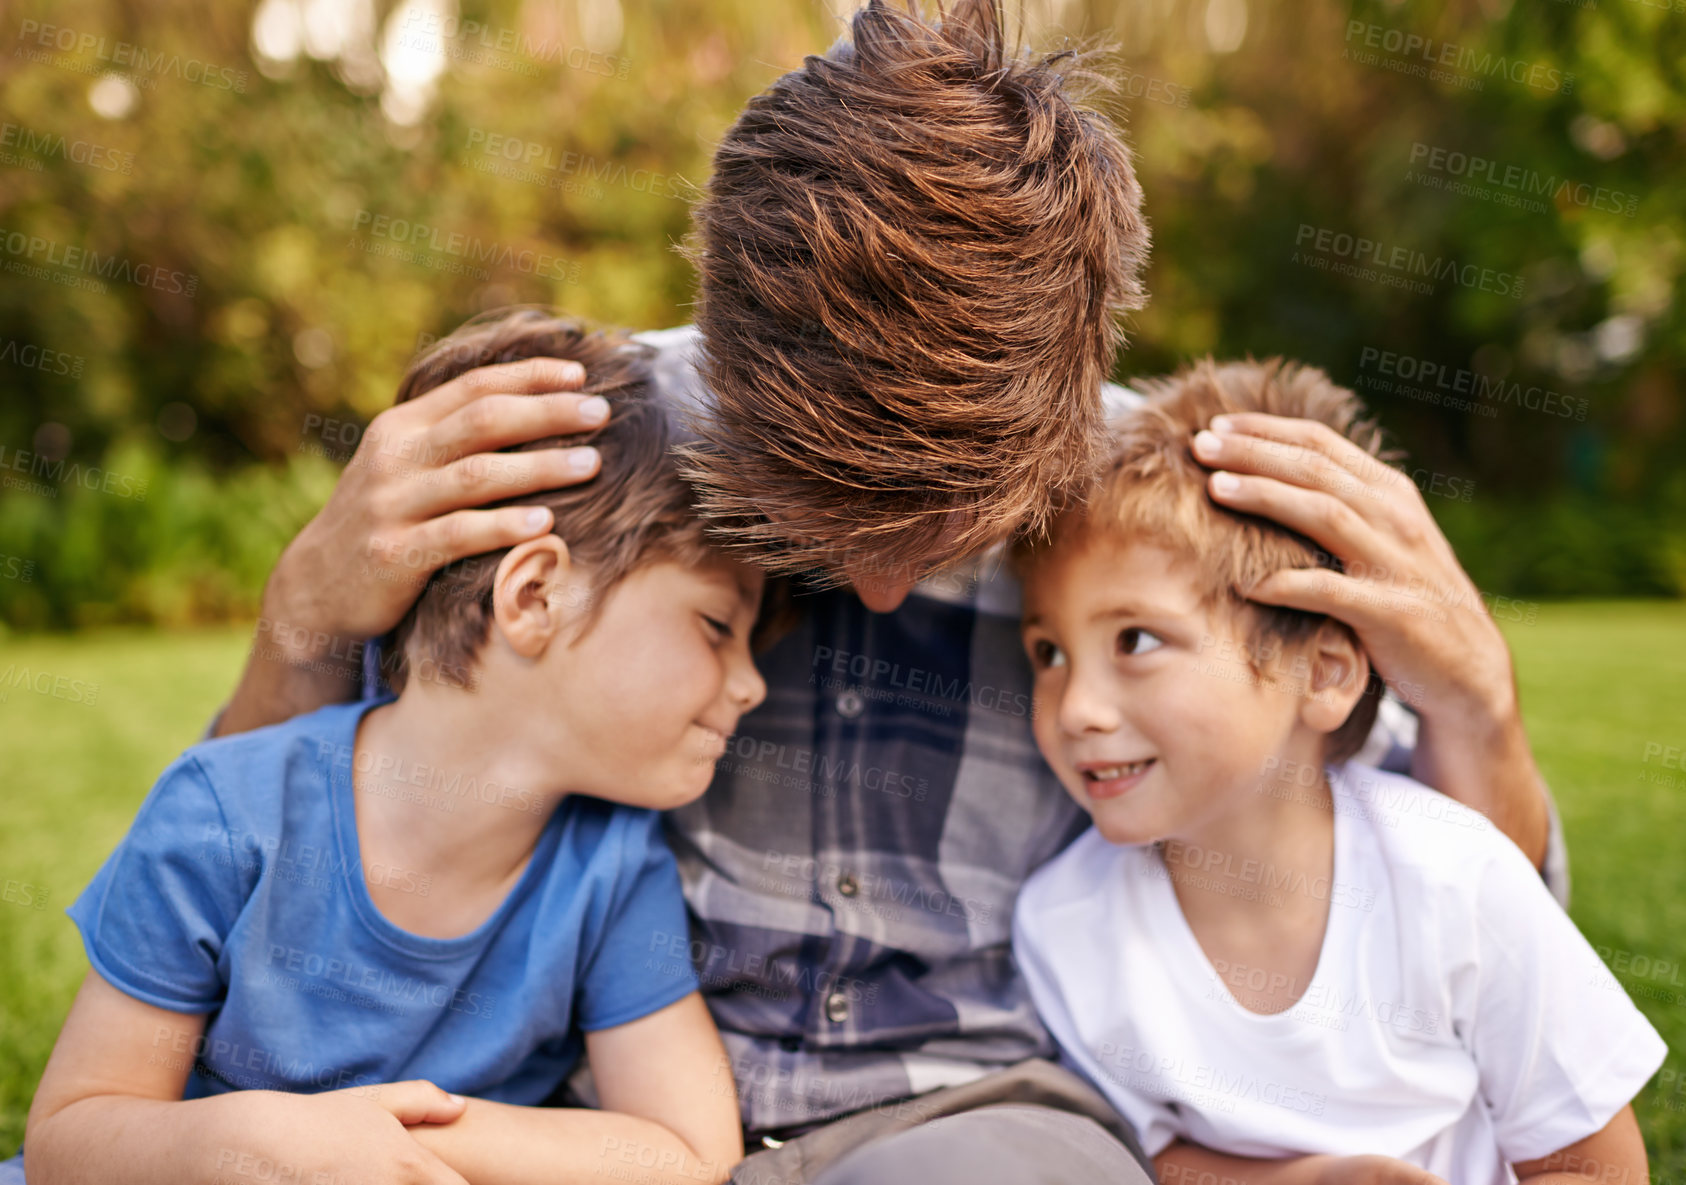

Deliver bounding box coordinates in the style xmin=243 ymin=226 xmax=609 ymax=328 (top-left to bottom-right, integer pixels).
xmin=342 ymin=1078 xmax=470 ymax=1128
xmin=209 ymin=1084 xmax=473 ymax=1185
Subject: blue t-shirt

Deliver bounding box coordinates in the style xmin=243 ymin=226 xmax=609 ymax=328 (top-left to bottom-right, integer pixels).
xmin=66 ymin=698 xmax=698 ymax=1103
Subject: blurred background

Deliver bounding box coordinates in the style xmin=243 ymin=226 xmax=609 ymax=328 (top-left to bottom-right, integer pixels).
xmin=0 ymin=0 xmax=1682 ymax=1169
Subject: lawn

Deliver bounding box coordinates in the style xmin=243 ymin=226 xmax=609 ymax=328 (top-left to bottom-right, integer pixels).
xmin=1 ymin=607 xmax=1683 ymax=1170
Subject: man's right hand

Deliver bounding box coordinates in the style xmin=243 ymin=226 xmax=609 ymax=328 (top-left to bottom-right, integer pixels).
xmin=1312 ymin=1155 xmax=1450 ymax=1185
xmin=219 ymin=357 xmax=604 ymax=736
xmin=1157 ymin=1142 xmax=1450 ymax=1185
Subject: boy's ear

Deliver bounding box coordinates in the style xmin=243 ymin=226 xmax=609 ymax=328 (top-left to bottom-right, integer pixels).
xmin=490 ymin=535 xmax=578 ymax=659
xmin=1299 ymin=621 xmax=1369 ymax=737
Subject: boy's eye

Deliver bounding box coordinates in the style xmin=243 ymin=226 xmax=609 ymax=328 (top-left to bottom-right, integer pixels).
xmin=703 ymin=616 xmax=734 ymax=640
xmin=1030 ymin=639 xmax=1066 ymax=669
xmin=1117 ymin=628 xmax=1164 ymax=656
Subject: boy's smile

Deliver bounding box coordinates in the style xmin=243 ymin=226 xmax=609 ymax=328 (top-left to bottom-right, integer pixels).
xmin=1076 ymin=758 xmax=1158 ymax=800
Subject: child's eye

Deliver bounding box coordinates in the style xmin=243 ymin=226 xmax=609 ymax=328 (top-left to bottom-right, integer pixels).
xmin=1031 ymin=639 xmax=1066 ymax=669
xmin=1117 ymin=628 xmax=1164 ymax=656
xmin=703 ymin=616 xmax=734 ymax=640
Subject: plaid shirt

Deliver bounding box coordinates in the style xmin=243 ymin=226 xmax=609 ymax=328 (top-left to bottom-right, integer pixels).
xmin=343 ymin=326 xmax=1565 ymax=1135
xmin=635 ymin=328 xmax=1468 ymax=1135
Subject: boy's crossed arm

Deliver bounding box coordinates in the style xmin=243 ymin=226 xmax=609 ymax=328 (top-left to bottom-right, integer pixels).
xmin=26 ymin=972 xmax=742 ymax=1185
xmin=403 ymin=993 xmax=744 ymax=1185
xmin=25 ymin=971 xmax=471 ymax=1185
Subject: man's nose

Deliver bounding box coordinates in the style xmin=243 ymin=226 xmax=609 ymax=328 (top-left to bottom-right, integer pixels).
xmin=847 ymin=567 xmax=917 ymax=613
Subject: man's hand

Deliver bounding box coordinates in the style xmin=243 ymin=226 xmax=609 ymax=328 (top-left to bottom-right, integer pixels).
xmin=1190 ymin=414 xmax=1549 ymax=869
xmin=1310 ymin=1156 xmax=1450 ymax=1185
xmin=276 ymin=357 xmax=603 ymax=641
xmin=219 ymin=357 xmax=605 ymax=736
xmin=1157 ymin=1142 xmax=1448 ymax=1185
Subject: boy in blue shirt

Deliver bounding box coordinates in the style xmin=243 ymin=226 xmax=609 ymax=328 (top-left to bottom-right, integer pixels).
xmin=16 ymin=312 xmax=764 ymax=1185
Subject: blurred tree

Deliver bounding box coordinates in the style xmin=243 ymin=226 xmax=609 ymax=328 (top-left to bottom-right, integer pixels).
xmin=0 ymin=0 xmax=1681 ymax=631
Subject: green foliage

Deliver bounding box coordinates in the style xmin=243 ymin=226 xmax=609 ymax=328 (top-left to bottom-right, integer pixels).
xmin=0 ymin=445 xmax=337 ymax=630
xmin=1438 ymin=479 xmax=1686 ymax=598
xmin=0 ymin=0 xmax=1681 ymax=631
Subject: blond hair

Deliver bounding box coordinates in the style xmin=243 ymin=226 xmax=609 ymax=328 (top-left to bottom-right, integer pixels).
xmin=1019 ymin=358 xmax=1391 ymax=763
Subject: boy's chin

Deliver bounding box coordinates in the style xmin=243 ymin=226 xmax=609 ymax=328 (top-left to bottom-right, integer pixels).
xmin=637 ymin=763 xmax=718 ymax=811
xmin=1078 ymin=796 xmax=1166 ymax=848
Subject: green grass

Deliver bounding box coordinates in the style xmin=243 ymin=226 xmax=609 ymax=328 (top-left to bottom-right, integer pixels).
xmin=1 ymin=608 xmax=1683 ymax=1169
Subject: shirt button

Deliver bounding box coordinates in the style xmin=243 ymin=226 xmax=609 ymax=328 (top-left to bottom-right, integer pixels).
xmin=837 ymin=873 xmax=858 ymax=897
xmin=835 ymin=689 xmax=864 ymax=718
xmin=825 ymin=992 xmax=849 ymax=1023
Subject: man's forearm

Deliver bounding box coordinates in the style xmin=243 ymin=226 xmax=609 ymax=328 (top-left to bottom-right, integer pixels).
xmin=409 ymin=1100 xmax=735 ymax=1185
xmin=216 ymin=561 xmax=365 ymax=737
xmin=1412 ymin=683 xmax=1551 ymax=872
xmin=1156 ymin=1140 xmax=1330 ymax=1185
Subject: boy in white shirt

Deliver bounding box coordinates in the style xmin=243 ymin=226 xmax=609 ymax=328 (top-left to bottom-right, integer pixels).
xmin=1010 ymin=359 xmax=1665 ymax=1185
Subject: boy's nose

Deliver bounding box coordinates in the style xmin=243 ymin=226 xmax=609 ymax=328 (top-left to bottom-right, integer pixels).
xmin=728 ymin=650 xmax=768 ymax=714
xmin=1057 ymin=665 xmax=1124 ymax=737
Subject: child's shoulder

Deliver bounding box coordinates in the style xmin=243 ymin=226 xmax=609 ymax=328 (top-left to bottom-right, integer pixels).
xmin=1019 ymin=825 xmax=1149 ymax=920
xmin=556 ymin=794 xmax=665 ymax=854
xmin=1331 ymin=762 xmax=1516 ymax=885
xmin=164 ymin=699 xmax=374 ymax=821
xmin=190 ymin=698 xmax=370 ymax=770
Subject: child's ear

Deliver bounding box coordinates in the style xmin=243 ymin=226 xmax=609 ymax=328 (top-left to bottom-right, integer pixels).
xmin=490 ymin=535 xmax=577 ymax=658
xmin=1298 ymin=621 xmax=1369 ymax=737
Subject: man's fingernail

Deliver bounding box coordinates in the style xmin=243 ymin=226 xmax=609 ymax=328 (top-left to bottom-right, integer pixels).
xmin=1193 ymin=430 xmax=1223 ymax=457
xmin=1212 ymin=471 xmax=1241 ymax=495
xmin=525 ymin=507 xmax=551 ymax=530
xmin=579 ymin=396 xmax=609 ymax=425
xmin=568 ymin=446 xmax=599 ymax=474
xmin=1210 ymin=415 xmax=1236 ymax=433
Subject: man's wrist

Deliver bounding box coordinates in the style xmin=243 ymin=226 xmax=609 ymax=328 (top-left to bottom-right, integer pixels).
xmin=255 ymin=541 xmax=363 ymax=673
xmin=1413 ymin=682 xmax=1550 ymax=869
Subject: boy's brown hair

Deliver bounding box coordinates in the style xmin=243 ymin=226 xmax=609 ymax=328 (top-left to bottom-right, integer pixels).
xmin=682 ymin=0 xmax=1151 ymax=581
xmin=1019 ymin=358 xmax=1391 ymax=763
xmin=383 ymin=310 xmax=713 ymax=694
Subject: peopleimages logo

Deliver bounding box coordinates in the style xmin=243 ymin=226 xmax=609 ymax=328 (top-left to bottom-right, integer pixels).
xmin=1407 ymin=143 xmax=1638 ymax=218
xmin=16 ymin=20 xmax=249 ymax=92
xmin=1343 ymin=20 xmax=1573 ymax=94
xmin=0 ymin=229 xmax=199 ymax=297
xmin=349 ymin=211 xmax=582 ymax=285
xmin=1294 ymin=225 xmax=1524 ymax=299
xmin=1356 ymin=347 xmax=1588 ymax=421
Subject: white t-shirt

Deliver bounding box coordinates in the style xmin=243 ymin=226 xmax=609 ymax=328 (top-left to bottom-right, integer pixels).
xmin=1013 ymin=764 xmax=1665 ymax=1185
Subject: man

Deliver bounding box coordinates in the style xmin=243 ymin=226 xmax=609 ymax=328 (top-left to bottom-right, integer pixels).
xmin=217 ymin=3 xmax=1563 ymax=1182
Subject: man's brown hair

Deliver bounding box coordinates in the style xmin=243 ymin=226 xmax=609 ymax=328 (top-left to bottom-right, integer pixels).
xmin=1019 ymin=358 xmax=1391 ymax=764
xmin=683 ymin=0 xmax=1151 ymax=580
xmin=383 ymin=310 xmax=713 ymax=694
